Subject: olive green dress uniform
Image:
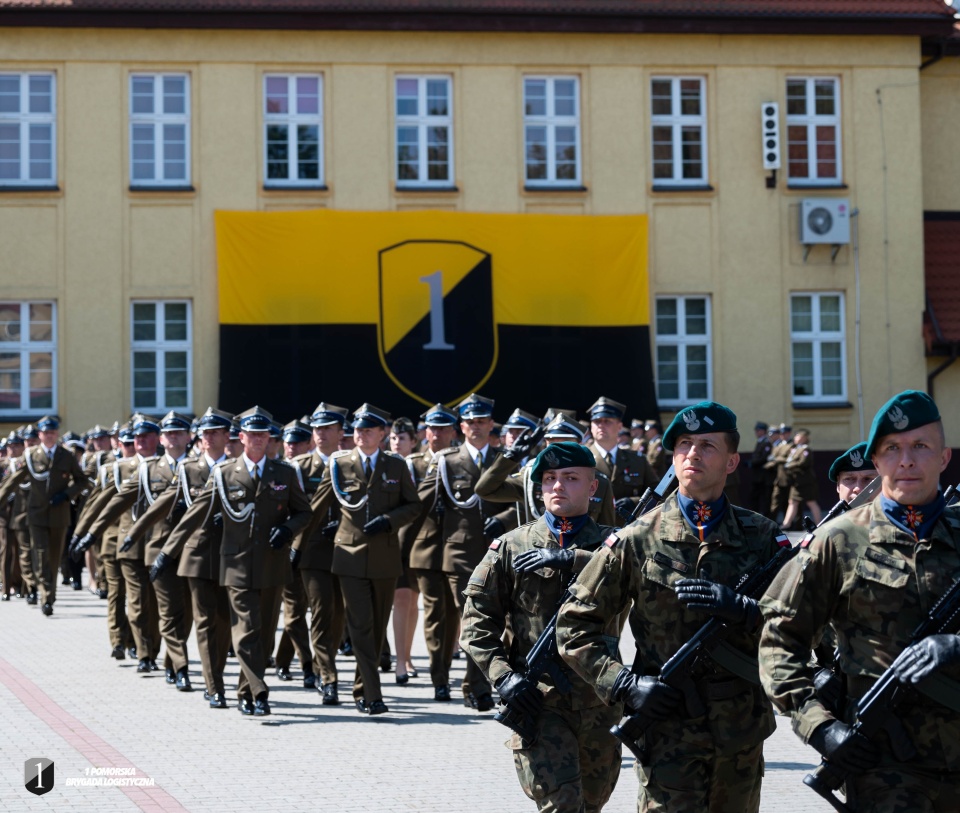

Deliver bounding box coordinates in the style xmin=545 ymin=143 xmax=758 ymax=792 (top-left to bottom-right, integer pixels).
xmin=291 ymin=448 xmax=345 ymax=688
xmin=556 ymin=494 xmax=783 ymax=813
xmin=759 ymin=498 xmax=960 ymax=812
xmin=9 ymin=461 xmax=35 ymax=599
xmin=784 ymin=441 xmax=819 ymax=504
xmin=590 ymin=445 xmax=658 ymax=521
xmin=0 ymin=457 xmax=20 ymax=597
xmin=0 ymin=440 xmax=90 ymax=609
xmin=749 ymin=427 xmax=774 ymax=517
xmin=766 ymin=435 xmax=793 ymax=519
xmin=310 ymin=447 xmax=422 ymax=704
xmin=171 ymin=454 xmax=313 ymax=702
xmin=645 ymin=434 xmax=668 ymax=479
xmin=461 ymin=516 xmax=624 ymax=813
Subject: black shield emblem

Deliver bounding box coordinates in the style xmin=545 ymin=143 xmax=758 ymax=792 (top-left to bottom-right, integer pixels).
xmin=25 ymin=758 xmax=54 ymax=795
xmin=378 ymin=240 xmax=496 ymax=405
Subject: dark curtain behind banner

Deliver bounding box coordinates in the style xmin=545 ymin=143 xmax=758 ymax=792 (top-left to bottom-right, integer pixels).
xmin=215 ymin=209 xmax=657 ymax=424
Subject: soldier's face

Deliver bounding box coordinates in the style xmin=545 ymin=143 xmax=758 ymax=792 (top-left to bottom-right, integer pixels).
xmin=836 ymin=470 xmax=877 ymax=503
xmin=38 ymin=429 xmax=58 ymax=447
xmin=540 ymin=467 xmax=598 ymax=516
xmin=389 ymin=431 xmax=415 ymax=457
xmin=7 ymin=442 xmax=23 ymax=458
xmin=504 ymin=427 xmax=524 ymax=448
xmin=284 ymin=439 xmax=311 ymax=459
xmin=591 ymin=417 xmax=621 ymax=448
xmin=226 ymin=438 xmax=243 ymax=459
xmin=425 ymin=425 xmax=456 ymax=453
xmin=313 ymin=424 xmax=343 ymax=456
xmin=672 ymin=432 xmax=739 ymax=502
xmin=93 ymin=436 xmax=112 ymax=452
xmin=460 ymin=417 xmax=493 ymax=446
xmin=354 ymin=426 xmax=385 ymax=455
xmin=200 ymin=427 xmax=228 ymax=459
xmin=240 ymin=430 xmax=270 ymax=461
xmin=161 ymin=429 xmax=189 ymax=459
xmin=872 ymin=423 xmax=950 ymax=506
xmin=134 ymin=432 xmax=159 ymax=457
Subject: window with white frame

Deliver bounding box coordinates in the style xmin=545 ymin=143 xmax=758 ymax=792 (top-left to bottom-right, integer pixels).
xmin=790 ymin=292 xmax=845 ymax=402
xmin=395 ymin=76 xmax=453 ymax=186
xmin=786 ymin=77 xmax=841 ymax=185
xmin=523 ymin=76 xmax=580 ymax=186
xmin=131 ymin=301 xmax=192 ymax=412
xmin=0 ymin=301 xmax=56 ymax=415
xmin=655 ymin=296 xmax=711 ymax=406
xmin=264 ymin=74 xmax=323 ymax=186
xmin=0 ymin=73 xmax=56 ymax=186
xmin=650 ymin=77 xmax=707 ymax=185
xmin=129 ymin=74 xmax=190 ymax=186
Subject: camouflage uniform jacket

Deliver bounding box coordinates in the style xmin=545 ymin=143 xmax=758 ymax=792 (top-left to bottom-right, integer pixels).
xmin=759 ymin=498 xmax=960 ymax=772
xmin=556 ymin=494 xmax=781 ymax=751
xmin=461 ymin=515 xmax=620 ymax=711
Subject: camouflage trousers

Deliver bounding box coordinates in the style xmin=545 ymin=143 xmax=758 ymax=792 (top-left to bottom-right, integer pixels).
xmin=846 ymin=768 xmax=960 ymax=812
xmin=509 ymin=703 xmax=622 ymax=813
xmin=635 ymin=736 xmax=763 ymax=812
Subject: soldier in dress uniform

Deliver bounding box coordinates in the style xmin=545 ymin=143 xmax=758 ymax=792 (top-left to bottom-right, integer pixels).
xmin=765 ymin=423 xmax=793 ymax=524
xmin=0 ymin=415 xmax=89 ymax=616
xmin=461 ymin=442 xmax=624 ymax=813
xmin=290 ymin=402 xmax=349 ymax=706
xmin=0 ymin=436 xmax=20 ymax=600
xmin=309 ymin=403 xmax=422 ymax=716
xmin=501 ymin=408 xmax=541 ymax=466
xmin=748 ymin=422 xmax=774 ymax=517
xmin=557 ymin=401 xmax=786 ymax=812
xmin=760 ymin=391 xmax=960 ymax=812
xmin=643 ymin=419 xmax=668 ymax=479
xmin=80 ymin=424 xmax=115 ymax=598
xmin=586 ymin=397 xmax=658 ymax=525
xmin=781 ymin=427 xmax=822 ymax=529
xmin=406 ymin=404 xmax=460 ymax=701
xmin=4 ymin=431 xmax=34 ymax=603
xmin=166 ymin=406 xmax=313 ymax=715
xmin=417 ymin=393 xmax=518 ymax=712
xmin=828 ymin=441 xmax=878 ymax=504
xmin=630 ymin=418 xmax=646 ymax=453
xmin=150 ymin=407 xmax=234 ymax=708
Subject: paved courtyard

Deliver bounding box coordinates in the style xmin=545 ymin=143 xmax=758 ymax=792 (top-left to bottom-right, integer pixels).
xmin=0 ymin=584 xmax=832 ymax=812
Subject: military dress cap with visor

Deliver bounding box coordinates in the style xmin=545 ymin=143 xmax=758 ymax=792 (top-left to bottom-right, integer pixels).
xmin=828 ymin=441 xmax=871 ymax=483
xmin=662 ymin=400 xmax=738 ymax=452
xmin=197 ymin=407 xmax=233 ymax=431
xmin=529 ymin=441 xmax=597 ymax=484
xmin=62 ymin=432 xmax=85 ymax=451
xmin=644 ymin=418 xmax=661 ymax=431
xmin=457 ymin=393 xmax=494 ymax=419
xmin=131 ymin=413 xmax=161 ymax=435
xmin=21 ymin=423 xmax=38 ymax=440
xmin=159 ymin=411 xmax=192 ymax=432
xmin=587 ymin=396 xmax=626 ymax=421
xmin=503 ymin=408 xmax=539 ymax=431
xmin=309 ymin=402 xmax=349 ymax=427
xmin=268 ymin=421 xmax=283 ymax=440
xmin=778 ymin=423 xmax=792 ymax=434
xmin=282 ymin=419 xmax=312 ymax=444
xmin=351 ymin=403 xmax=391 ymax=429
xmin=543 ymin=406 xmax=579 ymax=424
xmin=36 ymin=415 xmax=59 ymax=431
xmin=631 ymin=418 xmax=645 ymax=429
xmin=118 ymin=423 xmax=135 ymax=444
xmin=865 ymin=389 xmax=941 ymax=460
xmin=228 ymin=421 xmax=241 ymax=440
xmin=755 ymin=421 xmax=769 ymax=432
xmin=88 ymin=424 xmax=112 ymax=439
xmin=421 ymin=403 xmax=458 ymax=427
xmin=543 ymin=412 xmax=585 ymax=442
xmin=6 ymin=429 xmax=24 ymax=444
xmin=235 ymin=405 xmax=274 ymax=432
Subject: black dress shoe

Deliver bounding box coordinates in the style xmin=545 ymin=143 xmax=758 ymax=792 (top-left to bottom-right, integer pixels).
xmin=41 ymin=602 xmax=53 ymax=616
xmin=1 ymin=594 xmax=9 ymax=601
xmin=434 ymin=685 xmax=451 ymax=702
xmin=175 ymin=668 xmax=192 ymax=692
xmin=203 ymin=690 xmax=211 ymax=701
xmin=209 ymin=692 xmax=228 ymax=709
xmin=379 ymin=654 xmax=393 ymax=673
xmin=111 ymin=645 xmax=125 ymax=660
xmin=395 ymin=672 xmax=409 ymax=685
xmin=266 ymin=656 xmax=276 ymax=668
xmin=254 ymin=694 xmax=271 ymax=716
xmin=227 ymin=645 xmax=235 ymax=657
xmin=339 ymin=640 xmax=353 ymax=656
xmin=61 ymin=576 xmax=71 ymax=586
xmin=275 ymin=665 xmax=292 ymax=681
xmin=238 ymin=696 xmax=254 ymax=716
xmin=367 ymin=699 xmax=389 ymax=715
xmin=72 ymin=581 xmax=83 ymax=591
xmin=463 ymin=692 xmax=479 ymax=709
xmin=26 ymin=591 xmax=37 ymax=605
xmin=355 ymin=698 xmax=368 ymax=714
xmin=148 ymin=659 xmax=159 ymax=672
xmin=303 ymin=672 xmax=317 ymax=690
xmin=137 ymin=659 xmax=151 ymax=673
xmin=475 ymin=692 xmax=496 ymax=712
xmin=165 ymin=667 xmax=176 ymax=685
xmin=98 ymin=589 xmax=108 ymax=599
xmin=321 ymin=683 xmax=339 ymax=705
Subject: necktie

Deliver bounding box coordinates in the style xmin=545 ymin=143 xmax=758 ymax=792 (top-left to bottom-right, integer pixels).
xmin=475 ymin=453 xmax=483 ymax=471
xmin=364 ymin=457 xmax=373 ymax=481
xmin=606 ymin=451 xmax=614 ymax=469
xmin=252 ymin=464 xmax=260 ymax=486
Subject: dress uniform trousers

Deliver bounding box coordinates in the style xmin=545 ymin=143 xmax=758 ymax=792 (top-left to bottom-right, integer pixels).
xmin=121 ymin=558 xmax=160 ymax=660
xmin=413 ymin=568 xmax=458 ymax=687
xmin=14 ymin=526 xmax=35 ymax=593
xmin=0 ymin=524 xmax=21 ymax=595
xmin=339 ymin=575 xmax=395 ymax=702
xmin=275 ymin=575 xmax=313 ymax=672
xmin=101 ymin=530 xmax=132 ymax=650
xmin=151 ymin=569 xmax=193 ymax=672
xmin=300 ymin=568 xmax=345 ymax=685
xmin=30 ymin=524 xmax=68 ymax=606
xmin=189 ymin=576 xmax=231 ymax=695
xmin=447 ymin=571 xmax=492 ymax=698
xmin=227 ymin=584 xmax=280 ymax=700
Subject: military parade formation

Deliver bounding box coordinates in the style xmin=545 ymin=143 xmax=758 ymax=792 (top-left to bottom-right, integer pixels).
xmin=1 ymin=389 xmax=958 ymax=813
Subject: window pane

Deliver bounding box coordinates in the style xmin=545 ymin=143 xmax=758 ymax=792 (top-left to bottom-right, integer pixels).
xmin=787 ymin=125 xmax=809 ymax=178
xmin=816 ymin=125 xmax=838 ymax=178
xmin=396 ymin=78 xmax=418 ymax=116
xmin=265 ymin=76 xmax=288 ymax=114
xmin=652 ymin=125 xmax=674 ymax=180
xmin=820 ymin=342 xmax=843 ymax=395
xmin=524 ymin=79 xmax=546 ymax=117
xmin=0 ymin=75 xmax=20 ymax=114
xmin=133 ymin=351 xmax=157 ymax=408
xmin=0 ymin=303 xmax=21 ymax=342
xmin=679 ymin=80 xmax=701 ymax=116
xmin=786 ymin=79 xmax=806 ymax=116
xmin=165 ymin=351 xmax=188 ymax=407
xmin=164 ymin=302 xmax=188 ymax=342
xmin=131 ymin=124 xmax=155 ymax=180
xmin=29 ymin=352 xmax=52 ymax=409
xmin=555 ymin=126 xmax=577 ymax=180
xmin=426 ymin=79 xmax=448 ymax=116
xmin=651 ymin=80 xmax=672 ymax=116
xmin=266 ymin=124 xmax=289 ymax=179
xmin=525 ymin=125 xmax=547 ymax=180
xmin=791 ymin=296 xmax=813 ymax=333
xmin=656 ymin=298 xmax=678 ymax=335
xmin=681 ymin=126 xmax=703 ymax=179
xmin=397 ymin=126 xmax=419 ymax=181
xmin=29 ymin=303 xmax=52 ymax=342
xmin=426 ymin=126 xmax=449 ymax=181
xmin=814 ymin=80 xmax=835 ymax=116
xmin=131 ymin=76 xmax=154 ymax=115
xmin=657 ymin=345 xmax=679 ymax=402
xmin=792 ymin=342 xmax=814 ymax=396
xmin=296 ymin=76 xmax=319 ymax=115
xmin=28 ymin=123 xmax=52 ymax=180
xmin=0 ymin=352 xmax=21 ymax=409
xmin=685 ymin=298 xmax=707 ymax=335
xmin=686 ymin=344 xmax=708 ymax=399
xmin=297 ymin=125 xmax=319 ymax=180
xmin=554 ymin=79 xmax=576 ymax=117
xmin=819 ymin=295 xmax=841 ymax=332
xmin=132 ymin=303 xmax=156 ymax=342
xmin=162 ymin=123 xmax=186 ymax=180
xmin=28 ymin=75 xmax=52 ymax=114
xmin=0 ymin=123 xmax=20 ymax=180
xmin=162 ymin=76 xmax=186 ymax=115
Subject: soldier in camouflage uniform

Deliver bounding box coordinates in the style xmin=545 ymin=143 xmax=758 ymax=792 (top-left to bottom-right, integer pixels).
xmin=759 ymin=390 xmax=960 ymax=813
xmin=461 ymin=441 xmax=623 ymax=813
xmin=556 ymin=401 xmax=786 ymax=812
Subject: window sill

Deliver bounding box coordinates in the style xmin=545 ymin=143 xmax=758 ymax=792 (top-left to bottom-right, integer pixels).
xmin=394 ymin=185 xmax=459 ymax=193
xmin=651 ymin=184 xmax=714 ymax=193
xmin=262 ymin=184 xmax=328 ymax=192
xmin=128 ymin=185 xmax=195 ymax=193
xmin=523 ymin=185 xmax=587 ymax=193
xmin=0 ymin=185 xmax=60 ymax=193
xmin=0 ymin=414 xmax=52 ymax=423
xmin=792 ymin=401 xmax=853 ymax=410
xmin=786 ymin=183 xmax=848 ymax=191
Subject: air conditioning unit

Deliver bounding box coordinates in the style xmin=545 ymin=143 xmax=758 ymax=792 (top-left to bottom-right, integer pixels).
xmin=800 ymin=198 xmax=850 ymax=245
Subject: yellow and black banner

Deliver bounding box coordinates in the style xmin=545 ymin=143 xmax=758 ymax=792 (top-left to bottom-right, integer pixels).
xmin=215 ymin=209 xmax=656 ymax=421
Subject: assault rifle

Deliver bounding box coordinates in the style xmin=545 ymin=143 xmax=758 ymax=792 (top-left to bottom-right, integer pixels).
xmin=494 ymin=465 xmax=677 ymax=742
xmin=610 ymin=476 xmax=883 ymax=760
xmin=626 ymin=465 xmax=678 ymax=523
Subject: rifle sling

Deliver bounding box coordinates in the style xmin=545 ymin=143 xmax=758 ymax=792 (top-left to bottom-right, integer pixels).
xmin=709 ymin=641 xmax=762 ymax=686
xmin=916 ymin=672 xmax=960 ymax=715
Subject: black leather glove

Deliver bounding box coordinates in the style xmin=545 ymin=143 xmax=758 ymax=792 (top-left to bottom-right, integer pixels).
xmin=501 ymin=425 xmax=545 ymax=462
xmin=483 ymin=516 xmax=506 ymax=540
xmin=495 ymin=672 xmax=544 ymax=718
xmin=894 ymin=634 xmax=960 ymax=684
xmin=269 ymin=525 xmax=293 ymax=550
xmin=614 ymin=497 xmax=636 ymax=521
xmin=290 ymin=547 xmax=301 ymax=569
xmin=149 ymin=552 xmax=170 ymax=583
xmin=212 ymin=512 xmax=223 ymax=528
xmin=321 ymin=519 xmax=339 ymax=539
xmin=119 ymin=535 xmax=136 ymax=554
xmin=612 ymin=668 xmax=682 ymax=720
xmin=675 ymin=578 xmax=760 ymax=629
xmin=173 ymin=499 xmax=188 ymax=517
xmin=49 ymin=490 xmax=69 ymax=507
xmin=808 ymin=720 xmax=880 ymax=773
xmin=513 ymin=547 xmax=575 ymax=573
xmin=362 ymin=515 xmax=391 ymax=536
xmin=69 ymin=533 xmax=92 ymax=563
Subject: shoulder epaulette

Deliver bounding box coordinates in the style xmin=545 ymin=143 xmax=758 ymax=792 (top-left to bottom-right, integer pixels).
xmin=384 ymin=451 xmax=405 ymax=461
xmin=272 ymin=458 xmax=295 ymax=469
xmin=331 ymin=449 xmax=353 ymax=459
xmin=596 ymin=470 xmax=610 ymax=481
xmin=407 ymin=452 xmax=425 ymax=460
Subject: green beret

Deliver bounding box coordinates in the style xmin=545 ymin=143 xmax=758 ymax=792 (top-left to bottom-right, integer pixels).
xmin=828 ymin=442 xmax=874 ymax=482
xmin=662 ymin=401 xmax=738 ymax=452
xmin=865 ymin=390 xmax=941 ymax=461
xmin=530 ymin=441 xmax=596 ymax=483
